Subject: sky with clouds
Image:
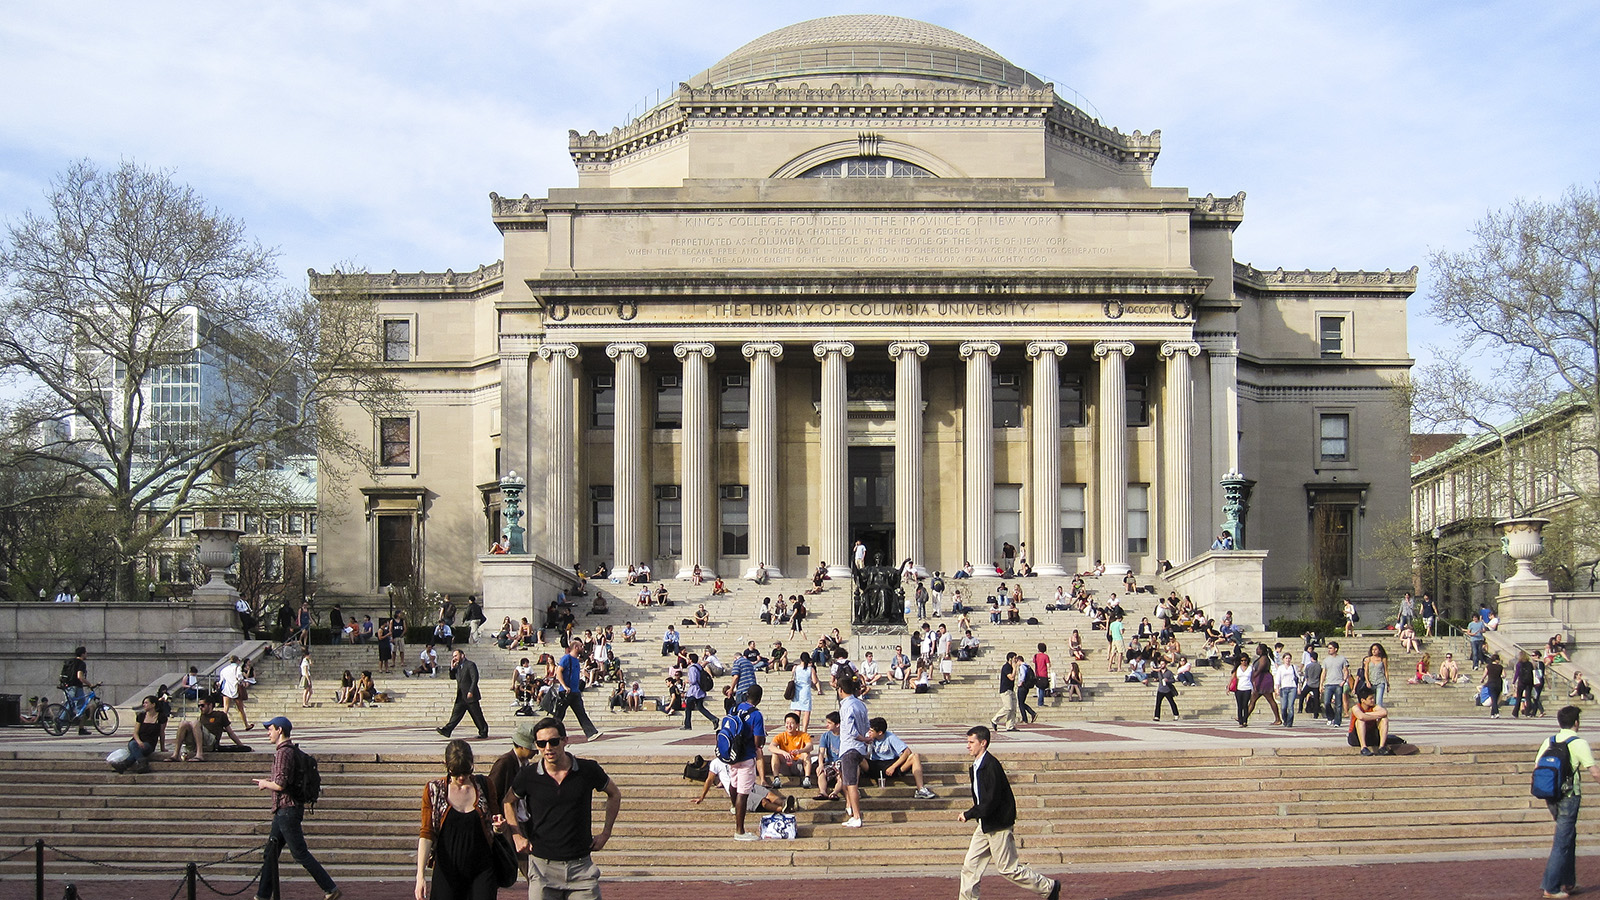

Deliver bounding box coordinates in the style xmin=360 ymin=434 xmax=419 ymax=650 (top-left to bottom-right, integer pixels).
xmin=2 ymin=1 xmax=1597 ymax=368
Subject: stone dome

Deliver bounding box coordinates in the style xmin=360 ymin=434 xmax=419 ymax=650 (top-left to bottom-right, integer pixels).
xmin=693 ymin=15 xmax=1045 ymax=91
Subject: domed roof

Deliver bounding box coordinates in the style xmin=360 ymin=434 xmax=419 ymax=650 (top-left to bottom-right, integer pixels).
xmin=694 ymin=15 xmax=1043 ymax=92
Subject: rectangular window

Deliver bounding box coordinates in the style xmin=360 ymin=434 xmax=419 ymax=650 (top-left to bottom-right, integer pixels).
xmin=994 ymin=484 xmax=1023 ymax=563
xmin=1315 ymin=504 xmax=1354 ymax=579
xmin=1320 ymin=316 xmax=1345 ymax=358
xmin=720 ymin=485 xmax=749 ymax=557
xmin=1128 ymin=484 xmax=1150 ymax=554
xmin=1126 ymin=372 xmax=1150 ymax=426
xmin=220 ymin=512 xmax=239 ymax=530
xmin=306 ymin=550 xmax=319 ymax=581
xmin=157 ymin=553 xmax=176 ymax=583
xmin=263 ymin=550 xmax=284 ymax=582
xmin=287 ymin=513 xmax=304 ymax=534
xmin=590 ymin=486 xmax=614 ymax=563
xmin=993 ymin=373 xmax=1023 ymax=428
xmin=176 ymin=515 xmax=193 ymax=536
xmin=244 ymin=514 xmax=260 ymax=535
xmin=377 ymin=515 xmax=414 ymax=587
xmin=379 ymin=417 xmax=412 ymax=467
xmin=720 ymin=375 xmax=750 ymax=429
xmin=383 ymin=319 xmax=412 ymax=362
xmin=1059 ymin=484 xmax=1086 ymax=555
xmin=1320 ymin=413 xmax=1350 ymax=462
xmin=308 ymin=514 xmax=318 ymax=535
xmin=1060 ymin=372 xmax=1085 ymax=427
xmin=265 ymin=516 xmax=282 ymax=535
xmin=655 ymin=485 xmax=683 ymax=558
xmin=655 ymin=375 xmax=683 ymax=429
xmin=591 ymin=376 xmax=615 ymax=429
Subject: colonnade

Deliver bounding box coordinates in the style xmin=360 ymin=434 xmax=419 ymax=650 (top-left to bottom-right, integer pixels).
xmin=532 ymin=338 xmax=1207 ymax=581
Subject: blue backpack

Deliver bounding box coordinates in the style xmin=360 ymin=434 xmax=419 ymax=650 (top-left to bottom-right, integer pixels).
xmin=1532 ymin=736 xmax=1575 ymax=800
xmin=715 ymin=706 xmax=752 ymax=764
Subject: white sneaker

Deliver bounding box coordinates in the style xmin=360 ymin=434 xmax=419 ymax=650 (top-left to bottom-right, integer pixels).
xmin=914 ymin=787 xmax=936 ymax=799
xmin=802 ymin=777 xmax=812 ymax=788
xmin=843 ymin=817 xmax=862 ymax=828
xmin=734 ymin=831 xmax=759 ymax=841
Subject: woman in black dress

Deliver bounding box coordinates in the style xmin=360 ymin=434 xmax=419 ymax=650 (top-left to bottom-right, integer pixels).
xmin=377 ymin=618 xmax=394 ymax=673
xmin=415 ymin=739 xmax=506 ymax=900
xmin=1483 ymin=652 xmax=1506 ymax=718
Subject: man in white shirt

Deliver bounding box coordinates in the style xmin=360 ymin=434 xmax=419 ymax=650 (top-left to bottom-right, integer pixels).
xmin=860 ymin=653 xmax=882 ymax=690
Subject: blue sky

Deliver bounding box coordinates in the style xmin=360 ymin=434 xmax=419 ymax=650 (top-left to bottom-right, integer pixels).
xmin=2 ymin=1 xmax=1597 ymax=366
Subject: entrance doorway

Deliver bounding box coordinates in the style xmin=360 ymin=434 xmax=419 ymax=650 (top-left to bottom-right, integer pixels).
xmin=849 ymin=447 xmax=894 ymax=568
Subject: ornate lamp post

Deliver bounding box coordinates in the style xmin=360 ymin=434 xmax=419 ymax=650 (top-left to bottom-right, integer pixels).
xmin=1219 ymin=470 xmax=1255 ymax=549
xmin=500 ymin=470 xmax=527 ymax=554
xmin=1429 ymin=526 xmax=1442 ymax=610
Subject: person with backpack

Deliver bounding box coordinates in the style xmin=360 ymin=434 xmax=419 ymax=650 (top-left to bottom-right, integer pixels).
xmin=252 ymin=716 xmax=339 ymax=900
xmin=717 ymin=683 xmax=767 ymax=841
xmin=682 ymin=652 xmax=719 ymax=730
xmin=1536 ymin=706 xmax=1599 ymax=899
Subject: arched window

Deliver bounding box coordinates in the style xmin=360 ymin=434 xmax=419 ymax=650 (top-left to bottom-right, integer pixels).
xmin=798 ymin=157 xmax=934 ymax=179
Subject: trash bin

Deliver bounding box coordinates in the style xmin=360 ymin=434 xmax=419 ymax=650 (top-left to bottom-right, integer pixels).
xmin=0 ymin=694 xmax=20 ymax=727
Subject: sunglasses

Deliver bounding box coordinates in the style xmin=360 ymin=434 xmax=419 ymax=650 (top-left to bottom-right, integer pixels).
xmin=535 ymin=738 xmax=563 ymax=748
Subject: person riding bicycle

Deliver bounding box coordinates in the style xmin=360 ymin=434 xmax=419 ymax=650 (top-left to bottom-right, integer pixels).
xmin=60 ymin=646 xmax=92 ymax=736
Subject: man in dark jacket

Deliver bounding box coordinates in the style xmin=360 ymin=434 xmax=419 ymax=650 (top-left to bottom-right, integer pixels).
xmin=957 ymin=725 xmax=1058 ymax=900
xmin=436 ymin=648 xmax=488 ymax=740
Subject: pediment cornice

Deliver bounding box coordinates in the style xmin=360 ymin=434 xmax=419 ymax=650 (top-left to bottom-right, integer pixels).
xmin=526 ymin=270 xmax=1210 ymax=299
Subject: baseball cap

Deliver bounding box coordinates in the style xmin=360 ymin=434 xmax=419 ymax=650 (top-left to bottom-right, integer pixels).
xmin=513 ymin=722 xmax=539 ymax=749
xmin=264 ymin=716 xmax=293 ymax=732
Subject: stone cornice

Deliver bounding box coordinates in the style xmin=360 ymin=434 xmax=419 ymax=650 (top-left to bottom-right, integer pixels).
xmin=1234 ymin=261 xmax=1418 ymax=293
xmin=526 ymin=271 xmax=1211 ymax=299
xmin=308 ymin=261 xmax=504 ymax=296
xmin=490 ymin=193 xmax=548 ymax=220
xmin=1190 ymin=192 xmax=1246 ymax=224
xmin=569 ymin=82 xmax=1156 ymax=172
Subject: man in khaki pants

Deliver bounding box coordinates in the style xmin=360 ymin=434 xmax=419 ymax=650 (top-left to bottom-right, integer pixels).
xmin=957 ymin=726 xmax=1058 ymax=900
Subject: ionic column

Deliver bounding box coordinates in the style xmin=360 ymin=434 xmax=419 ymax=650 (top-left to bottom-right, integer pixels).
xmin=606 ymin=342 xmax=648 ymax=580
xmin=1161 ymin=341 xmax=1201 ymax=565
xmin=537 ymin=343 xmax=579 ymax=566
xmin=814 ymin=341 xmax=855 ymax=580
xmin=742 ymin=342 xmax=785 ymax=579
xmin=1028 ymin=341 xmax=1069 ymax=577
xmin=889 ymin=342 xmax=929 ymax=576
xmin=1095 ymin=341 xmax=1134 ymax=576
xmin=961 ymin=341 xmax=1000 ymax=575
xmin=675 ymin=342 xmax=716 ymax=580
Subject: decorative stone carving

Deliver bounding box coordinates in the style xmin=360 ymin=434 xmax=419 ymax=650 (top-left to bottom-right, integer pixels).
xmin=812 ymin=341 xmax=856 ymax=361
xmin=1234 ymin=261 xmax=1419 ymax=290
xmin=1498 ymin=517 xmax=1551 ymax=587
xmin=605 ymin=343 xmax=649 ymax=361
xmin=1093 ymin=341 xmax=1134 ymax=359
xmin=887 ymin=341 xmax=929 ymax=360
xmin=673 ymin=342 xmax=716 ymax=361
xmin=307 ymin=262 xmax=503 ymax=292
xmin=741 ymin=342 xmax=784 ymax=361
xmin=959 ymin=341 xmax=1000 ymax=359
xmin=1159 ymin=341 xmax=1201 ymax=359
xmin=1026 ymin=341 xmax=1068 ymax=359
xmin=537 ymin=343 xmax=579 ymax=361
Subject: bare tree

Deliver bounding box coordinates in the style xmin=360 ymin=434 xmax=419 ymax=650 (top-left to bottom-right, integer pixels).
xmin=0 ymin=160 xmax=398 ymax=601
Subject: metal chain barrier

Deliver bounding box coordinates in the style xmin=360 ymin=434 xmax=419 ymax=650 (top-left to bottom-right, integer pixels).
xmin=194 ymin=868 xmax=261 ymax=897
xmin=0 ymin=844 xmax=32 ymax=863
xmin=9 ymin=840 xmax=269 ymax=897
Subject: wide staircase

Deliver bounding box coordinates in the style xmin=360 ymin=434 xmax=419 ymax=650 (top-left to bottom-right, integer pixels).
xmin=1 ymin=742 xmax=1593 ymax=882
xmin=238 ymin=574 xmax=1491 ymax=733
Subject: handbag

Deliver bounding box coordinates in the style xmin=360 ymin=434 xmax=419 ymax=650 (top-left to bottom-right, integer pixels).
xmin=759 ymin=813 xmax=797 ymax=840
xmin=783 ymin=680 xmax=796 ymax=701
xmin=1226 ymin=673 xmax=1238 ymax=692
xmin=490 ymin=831 xmax=520 ymax=887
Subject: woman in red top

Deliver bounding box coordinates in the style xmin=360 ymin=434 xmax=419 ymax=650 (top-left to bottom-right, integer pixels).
xmin=1032 ymin=644 xmax=1052 ymax=706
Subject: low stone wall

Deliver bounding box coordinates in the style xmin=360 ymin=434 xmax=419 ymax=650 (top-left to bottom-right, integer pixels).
xmin=0 ymin=600 xmax=243 ymax=706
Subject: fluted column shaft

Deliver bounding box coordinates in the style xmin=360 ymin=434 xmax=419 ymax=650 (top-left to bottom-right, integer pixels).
xmin=743 ymin=343 xmax=785 ymax=579
xmin=1028 ymin=341 xmax=1069 ymax=576
xmin=607 ymin=343 xmax=648 ymax=579
xmin=675 ymin=343 xmax=716 ymax=579
xmin=961 ymin=342 xmax=1000 ymax=574
xmin=1208 ymin=340 xmax=1241 ymax=527
xmin=814 ymin=342 xmax=855 ymax=579
xmin=1162 ymin=342 xmax=1201 ymax=565
xmin=538 ymin=343 xmax=579 ymax=566
xmin=890 ymin=342 xmax=929 ymax=576
xmin=1095 ymin=341 xmax=1134 ymax=576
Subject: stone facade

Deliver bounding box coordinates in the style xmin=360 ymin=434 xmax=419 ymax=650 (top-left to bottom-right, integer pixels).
xmin=311 ymin=16 xmax=1415 ymax=615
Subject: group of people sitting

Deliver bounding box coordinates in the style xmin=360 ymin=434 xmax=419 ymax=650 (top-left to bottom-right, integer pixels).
xmin=332 ymin=668 xmax=391 ymax=707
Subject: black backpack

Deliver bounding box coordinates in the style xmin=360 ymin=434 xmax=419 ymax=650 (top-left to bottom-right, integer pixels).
xmin=286 ymin=745 xmax=322 ymax=809
xmin=696 ymin=664 xmax=713 ymax=694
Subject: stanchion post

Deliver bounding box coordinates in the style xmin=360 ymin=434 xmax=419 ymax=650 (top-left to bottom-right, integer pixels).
xmin=34 ymin=838 xmax=43 ymax=900
xmin=61 ymin=885 xmax=77 ymax=900
xmin=186 ymin=862 xmax=197 ymax=900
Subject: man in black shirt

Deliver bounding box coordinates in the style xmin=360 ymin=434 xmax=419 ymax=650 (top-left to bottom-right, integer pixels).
xmin=506 ymin=717 xmax=621 ymax=899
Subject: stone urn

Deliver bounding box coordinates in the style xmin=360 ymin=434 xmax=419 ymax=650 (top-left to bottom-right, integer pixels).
xmin=1497 ymin=517 xmax=1551 ymax=586
xmin=191 ymin=527 xmax=244 ymax=590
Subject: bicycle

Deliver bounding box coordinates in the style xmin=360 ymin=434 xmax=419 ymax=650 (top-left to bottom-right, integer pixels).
xmin=266 ymin=635 xmax=305 ymax=660
xmin=40 ymin=685 xmax=121 ymax=737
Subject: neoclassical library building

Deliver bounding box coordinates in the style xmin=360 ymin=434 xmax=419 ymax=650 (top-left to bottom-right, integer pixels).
xmin=314 ymin=15 xmax=1415 ymax=616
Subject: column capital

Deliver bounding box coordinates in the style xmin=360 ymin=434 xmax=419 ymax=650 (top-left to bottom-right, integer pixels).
xmin=1026 ymin=341 xmax=1069 ymax=359
xmin=605 ymin=342 xmax=648 ymax=361
xmin=812 ymin=341 xmax=856 ymax=361
xmin=1195 ymin=332 xmax=1239 ymax=355
xmin=672 ymin=342 xmax=717 ymax=361
xmin=959 ymin=341 xmax=1000 ymax=360
xmin=887 ymin=341 xmax=930 ymax=360
xmin=537 ymin=342 xmax=580 ymax=361
xmin=1093 ymin=341 xmax=1135 ymax=359
xmin=1160 ymin=341 xmax=1202 ymax=359
xmin=741 ymin=342 xmax=784 ymax=361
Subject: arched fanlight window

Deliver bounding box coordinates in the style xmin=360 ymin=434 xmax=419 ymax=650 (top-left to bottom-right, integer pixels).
xmin=797 ymin=157 xmax=934 ymax=178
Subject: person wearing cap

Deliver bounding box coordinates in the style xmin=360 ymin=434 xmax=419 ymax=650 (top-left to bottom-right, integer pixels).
xmin=487 ymin=723 xmax=540 ymax=879
xmin=506 ymin=717 xmax=621 ymax=899
xmin=251 ymin=716 xmax=339 ymax=900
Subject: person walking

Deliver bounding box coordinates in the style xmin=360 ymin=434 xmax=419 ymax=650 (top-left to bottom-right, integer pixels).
xmin=991 ymin=653 xmax=1021 ymax=732
xmin=682 ymin=653 xmax=719 ymax=730
xmin=1273 ymin=651 xmax=1299 ymax=727
xmin=956 ymin=725 xmax=1060 ymax=900
xmin=554 ymin=639 xmax=601 ymax=739
xmin=252 ymin=716 xmax=340 ymax=900
xmin=1152 ymin=659 xmax=1179 ymax=722
xmin=505 ymin=718 xmax=621 ymax=900
xmin=1322 ymin=641 xmax=1350 ymax=726
xmin=436 ymin=649 xmax=489 ymax=741
xmin=415 ymin=739 xmax=506 ymax=900
xmin=1538 ymin=706 xmax=1598 ymax=899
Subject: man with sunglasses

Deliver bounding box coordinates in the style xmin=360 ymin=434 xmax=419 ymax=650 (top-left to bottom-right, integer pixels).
xmin=506 ymin=717 xmax=621 ymax=900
